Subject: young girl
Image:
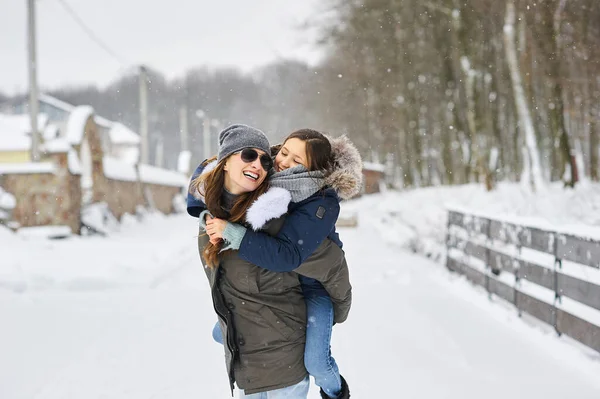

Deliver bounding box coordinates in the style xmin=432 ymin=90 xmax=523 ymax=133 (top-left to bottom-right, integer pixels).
xmin=204 ymin=129 xmax=362 ymax=399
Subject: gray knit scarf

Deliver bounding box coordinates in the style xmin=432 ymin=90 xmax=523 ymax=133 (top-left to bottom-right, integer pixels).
xmin=269 ymin=165 xmax=325 ymax=203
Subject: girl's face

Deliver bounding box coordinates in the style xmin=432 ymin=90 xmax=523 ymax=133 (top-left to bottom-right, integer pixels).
xmin=275 ymin=138 xmax=308 ymax=172
xmin=223 ymin=148 xmax=269 ymax=194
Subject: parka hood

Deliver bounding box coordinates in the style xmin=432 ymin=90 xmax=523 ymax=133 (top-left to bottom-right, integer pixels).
xmin=324 ymin=135 xmax=363 ymax=200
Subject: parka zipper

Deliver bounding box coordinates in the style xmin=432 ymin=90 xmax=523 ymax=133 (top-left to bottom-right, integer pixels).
xmin=212 ymin=270 xmax=237 ymax=393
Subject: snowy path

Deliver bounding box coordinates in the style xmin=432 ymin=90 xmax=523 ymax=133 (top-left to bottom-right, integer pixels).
xmin=1 ymin=212 xmax=600 ymax=398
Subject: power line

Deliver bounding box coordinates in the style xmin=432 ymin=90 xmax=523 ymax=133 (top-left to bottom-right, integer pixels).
xmin=54 ymin=0 xmax=128 ymax=66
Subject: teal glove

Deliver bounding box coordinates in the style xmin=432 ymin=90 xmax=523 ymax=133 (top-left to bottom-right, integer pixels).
xmin=220 ymin=222 xmax=247 ymax=252
xmin=199 ymin=210 xmax=212 ymax=231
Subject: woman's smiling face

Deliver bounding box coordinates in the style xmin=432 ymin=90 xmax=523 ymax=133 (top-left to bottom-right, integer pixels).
xmin=274 ymin=138 xmax=308 ymax=172
xmin=223 ymin=148 xmax=269 ymax=194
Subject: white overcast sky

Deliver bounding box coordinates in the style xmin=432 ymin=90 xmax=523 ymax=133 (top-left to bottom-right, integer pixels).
xmin=0 ymin=0 xmax=324 ymax=95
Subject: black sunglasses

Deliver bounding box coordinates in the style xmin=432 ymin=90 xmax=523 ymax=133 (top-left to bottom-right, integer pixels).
xmin=238 ymin=148 xmax=273 ymax=171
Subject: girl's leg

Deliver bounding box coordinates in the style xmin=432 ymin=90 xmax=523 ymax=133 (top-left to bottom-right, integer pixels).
xmin=304 ymin=295 xmax=342 ymax=398
xmin=212 ymin=321 xmax=223 ymax=344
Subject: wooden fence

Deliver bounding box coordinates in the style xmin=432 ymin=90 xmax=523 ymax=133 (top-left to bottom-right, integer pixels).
xmin=446 ymin=209 xmax=600 ymax=353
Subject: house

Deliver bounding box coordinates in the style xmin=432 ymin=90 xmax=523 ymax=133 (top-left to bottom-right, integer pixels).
xmin=362 ymin=162 xmax=386 ymax=194
xmin=0 ymin=113 xmax=51 ymax=163
xmin=0 ymin=103 xmax=185 ymax=233
xmin=0 ymin=94 xmax=140 ymax=164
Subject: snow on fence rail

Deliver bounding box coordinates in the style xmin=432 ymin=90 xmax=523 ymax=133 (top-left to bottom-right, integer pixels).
xmin=445 ymin=209 xmax=600 ymax=353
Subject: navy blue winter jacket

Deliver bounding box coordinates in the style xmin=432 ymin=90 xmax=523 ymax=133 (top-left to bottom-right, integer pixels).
xmin=238 ymin=188 xmax=342 ymax=270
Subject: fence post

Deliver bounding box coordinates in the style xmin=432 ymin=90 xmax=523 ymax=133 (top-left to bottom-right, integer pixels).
xmin=552 ymin=232 xmax=562 ymax=336
xmin=484 ymin=218 xmax=492 ymax=300
xmin=445 ymin=211 xmax=452 ymax=271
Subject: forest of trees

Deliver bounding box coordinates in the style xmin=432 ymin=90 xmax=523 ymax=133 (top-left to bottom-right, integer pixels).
xmin=313 ymin=0 xmax=600 ymax=190
xmin=4 ymin=0 xmax=599 ymax=190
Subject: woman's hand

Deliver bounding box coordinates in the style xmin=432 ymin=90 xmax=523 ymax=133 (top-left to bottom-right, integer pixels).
xmin=206 ymin=216 xmax=228 ymax=245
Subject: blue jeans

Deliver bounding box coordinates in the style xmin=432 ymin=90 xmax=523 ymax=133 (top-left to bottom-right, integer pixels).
xmin=304 ymin=294 xmax=341 ymax=398
xmin=211 ymin=296 xmax=341 ymax=397
xmin=212 ymin=321 xmax=223 ymax=344
xmin=238 ymin=376 xmax=310 ymax=398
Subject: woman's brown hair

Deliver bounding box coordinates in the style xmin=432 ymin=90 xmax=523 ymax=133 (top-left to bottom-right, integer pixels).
xmin=189 ymin=156 xmax=270 ymax=268
xmin=283 ymin=129 xmax=332 ymax=172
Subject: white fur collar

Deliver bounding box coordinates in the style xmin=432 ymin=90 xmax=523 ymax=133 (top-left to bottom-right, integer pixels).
xmin=245 ymin=187 xmax=291 ymax=230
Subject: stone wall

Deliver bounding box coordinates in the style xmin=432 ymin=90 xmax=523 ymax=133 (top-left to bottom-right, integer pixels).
xmin=92 ymin=167 xmax=183 ymax=220
xmin=93 ymin=179 xmax=183 ymax=220
xmin=144 ymin=184 xmax=182 ymax=215
xmin=84 ymin=116 xmax=142 ymax=220
xmin=98 ymin=178 xmax=144 ymax=220
xmin=0 ymin=153 xmax=81 ymax=233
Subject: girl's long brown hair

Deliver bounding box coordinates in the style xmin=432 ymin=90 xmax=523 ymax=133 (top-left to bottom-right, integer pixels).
xmin=189 ymin=156 xmax=270 ymax=268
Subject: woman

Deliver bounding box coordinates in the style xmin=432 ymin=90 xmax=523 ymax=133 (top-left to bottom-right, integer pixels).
xmin=204 ymin=129 xmax=362 ymax=399
xmin=188 ymin=124 xmax=353 ymax=398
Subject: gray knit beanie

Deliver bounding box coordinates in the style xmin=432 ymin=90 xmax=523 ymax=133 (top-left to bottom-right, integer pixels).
xmin=217 ymin=124 xmax=271 ymax=162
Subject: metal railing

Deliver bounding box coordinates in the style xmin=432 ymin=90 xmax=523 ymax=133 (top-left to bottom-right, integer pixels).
xmin=446 ymin=209 xmax=600 ymax=353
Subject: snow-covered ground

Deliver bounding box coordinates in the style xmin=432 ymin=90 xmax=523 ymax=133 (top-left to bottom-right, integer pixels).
xmin=1 ymin=183 xmax=600 ymax=398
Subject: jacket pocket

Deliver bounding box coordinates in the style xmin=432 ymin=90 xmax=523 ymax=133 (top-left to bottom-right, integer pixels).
xmin=257 ymin=306 xmax=303 ymax=341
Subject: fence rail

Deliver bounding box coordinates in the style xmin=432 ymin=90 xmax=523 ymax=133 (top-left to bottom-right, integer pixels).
xmin=446 ymin=210 xmax=600 ymax=353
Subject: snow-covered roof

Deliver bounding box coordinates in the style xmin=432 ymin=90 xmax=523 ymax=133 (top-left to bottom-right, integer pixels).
xmin=139 ymin=164 xmax=188 ymax=187
xmin=66 ymin=106 xmax=94 ymax=145
xmin=0 ymin=113 xmax=55 ymax=152
xmin=363 ymin=162 xmax=385 ymax=173
xmin=43 ymin=138 xmax=70 ymax=153
xmin=103 ymin=156 xmax=138 ymax=182
xmin=68 ymin=149 xmax=82 ymax=175
xmin=102 ymin=156 xmax=187 ymax=187
xmin=0 ymin=113 xmax=49 ymax=134
xmin=0 ymin=162 xmax=56 ymax=175
xmin=94 ymin=114 xmax=113 ymax=129
xmin=109 ymin=122 xmax=140 ymax=145
xmin=38 ymin=94 xmax=111 ymax=134
xmin=0 ymin=134 xmax=30 ymax=152
xmin=38 ymin=93 xmax=75 ymax=113
xmin=43 ymin=124 xmax=60 ymax=141
xmin=116 ymin=147 xmax=140 ymax=164
xmin=6 ymin=96 xmax=140 ymax=149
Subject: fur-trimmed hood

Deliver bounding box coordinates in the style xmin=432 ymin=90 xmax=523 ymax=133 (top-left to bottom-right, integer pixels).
xmin=324 ymin=135 xmax=363 ymax=200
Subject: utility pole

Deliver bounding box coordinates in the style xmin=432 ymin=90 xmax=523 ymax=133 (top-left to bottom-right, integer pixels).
xmin=138 ymin=65 xmax=149 ymax=165
xmin=196 ymin=109 xmax=212 ymax=161
xmin=211 ymin=119 xmax=222 ymax=155
xmin=179 ymin=106 xmax=188 ymax=152
xmin=27 ymin=0 xmax=40 ymax=162
xmin=155 ymin=137 xmax=164 ymax=168
xmin=203 ymin=116 xmax=211 ymax=161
